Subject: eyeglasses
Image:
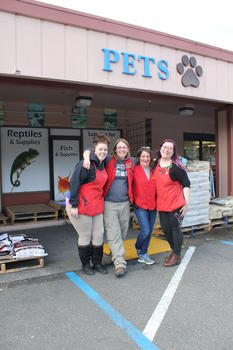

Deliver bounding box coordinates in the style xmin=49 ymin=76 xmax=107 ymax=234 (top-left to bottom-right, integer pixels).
xmin=116 ymin=146 xmax=128 ymax=150
xmin=161 ymin=145 xmax=173 ymax=150
xmin=141 ymin=146 xmax=151 ymax=150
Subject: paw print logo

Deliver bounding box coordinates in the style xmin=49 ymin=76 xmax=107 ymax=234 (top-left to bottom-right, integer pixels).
xmin=176 ymin=55 xmax=203 ymax=88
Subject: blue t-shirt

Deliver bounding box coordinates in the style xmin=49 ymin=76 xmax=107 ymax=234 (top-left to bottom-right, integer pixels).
xmin=105 ymin=160 xmax=129 ymax=202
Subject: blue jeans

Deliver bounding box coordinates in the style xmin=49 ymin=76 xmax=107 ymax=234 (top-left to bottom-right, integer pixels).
xmin=134 ymin=207 xmax=157 ymax=255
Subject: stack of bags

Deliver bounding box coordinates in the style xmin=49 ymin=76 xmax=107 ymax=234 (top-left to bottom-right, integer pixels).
xmin=182 ymin=161 xmax=210 ymax=228
xmin=0 ymin=233 xmax=14 ymax=259
xmin=209 ymin=197 xmax=233 ymax=220
xmin=0 ymin=233 xmax=47 ymax=260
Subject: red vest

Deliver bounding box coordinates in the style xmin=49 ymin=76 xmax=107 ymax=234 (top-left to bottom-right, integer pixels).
xmin=104 ymin=157 xmax=134 ymax=204
xmin=154 ymin=163 xmax=185 ymax=212
xmin=78 ymin=162 xmax=108 ymax=216
xmin=133 ymin=165 xmax=157 ymax=210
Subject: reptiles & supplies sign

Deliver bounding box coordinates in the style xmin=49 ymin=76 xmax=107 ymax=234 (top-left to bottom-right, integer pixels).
xmin=1 ymin=127 xmax=50 ymax=193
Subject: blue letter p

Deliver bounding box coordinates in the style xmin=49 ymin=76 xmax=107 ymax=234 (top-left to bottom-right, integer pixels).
xmin=102 ymin=48 xmax=120 ymax=72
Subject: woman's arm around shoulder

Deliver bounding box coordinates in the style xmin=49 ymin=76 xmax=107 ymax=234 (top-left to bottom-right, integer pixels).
xmin=130 ymin=156 xmax=136 ymax=168
xmin=83 ymin=148 xmax=92 ymax=170
xmin=83 ymin=149 xmax=110 ymax=169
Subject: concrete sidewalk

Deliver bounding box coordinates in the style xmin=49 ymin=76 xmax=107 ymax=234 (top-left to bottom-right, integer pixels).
xmin=0 ymin=221 xmax=81 ymax=284
xmin=1 ymin=219 xmax=233 ymax=285
xmin=1 ymin=222 xmax=233 ymax=350
xmin=0 ymin=219 xmax=139 ymax=284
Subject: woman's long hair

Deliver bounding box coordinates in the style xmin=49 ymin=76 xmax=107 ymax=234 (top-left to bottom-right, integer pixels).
xmin=156 ymin=138 xmax=185 ymax=169
xmin=111 ymin=138 xmax=131 ymax=160
xmin=136 ymin=147 xmax=154 ymax=170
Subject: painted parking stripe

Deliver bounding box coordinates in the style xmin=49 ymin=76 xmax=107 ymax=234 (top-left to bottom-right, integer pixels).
xmin=221 ymin=240 xmax=233 ymax=247
xmin=143 ymin=246 xmax=196 ymax=341
xmin=65 ymin=271 xmax=160 ymax=350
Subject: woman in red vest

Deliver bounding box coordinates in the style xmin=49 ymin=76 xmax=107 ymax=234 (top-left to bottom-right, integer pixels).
xmin=154 ymin=139 xmax=190 ymax=267
xmin=66 ymin=134 xmax=109 ymax=275
xmin=133 ymin=147 xmax=157 ymax=265
xmin=83 ymin=138 xmax=135 ymax=277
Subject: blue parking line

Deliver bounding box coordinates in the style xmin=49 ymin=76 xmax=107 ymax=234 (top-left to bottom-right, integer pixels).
xmin=221 ymin=240 xmax=233 ymax=247
xmin=65 ymin=271 xmax=159 ymax=350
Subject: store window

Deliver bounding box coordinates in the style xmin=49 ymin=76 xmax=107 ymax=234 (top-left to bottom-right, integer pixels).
xmin=183 ymin=133 xmax=215 ymax=165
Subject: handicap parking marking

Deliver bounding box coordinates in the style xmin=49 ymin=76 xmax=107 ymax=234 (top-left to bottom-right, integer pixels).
xmin=143 ymin=246 xmax=196 ymax=341
xmin=221 ymin=240 xmax=233 ymax=247
xmin=65 ymin=271 xmax=160 ymax=350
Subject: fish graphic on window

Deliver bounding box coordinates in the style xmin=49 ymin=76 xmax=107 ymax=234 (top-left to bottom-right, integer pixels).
xmin=57 ymin=172 xmax=71 ymax=196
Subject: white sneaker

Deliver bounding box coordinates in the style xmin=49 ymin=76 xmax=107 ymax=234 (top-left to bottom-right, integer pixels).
xmin=138 ymin=254 xmax=155 ymax=265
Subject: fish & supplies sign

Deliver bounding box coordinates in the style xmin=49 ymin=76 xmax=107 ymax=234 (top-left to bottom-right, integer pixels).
xmin=53 ymin=140 xmax=79 ymax=202
xmin=1 ymin=127 xmax=50 ymax=193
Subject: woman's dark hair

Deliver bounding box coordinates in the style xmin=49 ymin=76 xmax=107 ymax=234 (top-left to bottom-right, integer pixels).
xmin=156 ymin=138 xmax=185 ymax=169
xmin=136 ymin=147 xmax=154 ymax=170
xmin=93 ymin=134 xmax=110 ymax=148
xmin=112 ymin=138 xmax=131 ymax=160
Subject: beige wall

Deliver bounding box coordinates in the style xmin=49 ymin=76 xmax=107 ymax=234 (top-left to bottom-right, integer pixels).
xmin=1 ymin=11 xmax=233 ymax=104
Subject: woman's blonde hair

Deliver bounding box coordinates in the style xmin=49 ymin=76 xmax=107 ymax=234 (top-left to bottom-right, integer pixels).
xmin=111 ymin=138 xmax=131 ymax=160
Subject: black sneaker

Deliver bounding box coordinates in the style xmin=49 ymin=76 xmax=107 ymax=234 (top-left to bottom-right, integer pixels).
xmin=94 ymin=263 xmax=108 ymax=274
xmin=83 ymin=264 xmax=95 ymax=276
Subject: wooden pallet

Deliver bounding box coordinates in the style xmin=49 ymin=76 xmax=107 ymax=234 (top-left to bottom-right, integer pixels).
xmin=0 ymin=213 xmax=7 ymax=225
xmin=134 ymin=218 xmax=211 ymax=236
xmin=0 ymin=255 xmax=46 ymax=274
xmin=152 ymin=227 xmax=164 ymax=236
xmin=132 ymin=222 xmax=140 ymax=230
xmin=61 ymin=206 xmax=67 ymax=219
xmin=5 ymin=203 xmax=58 ymax=225
xmin=133 ymin=221 xmax=164 ymax=236
xmin=182 ymin=223 xmax=211 ymax=235
xmin=49 ymin=200 xmax=67 ymax=219
xmin=209 ymin=216 xmax=233 ymax=229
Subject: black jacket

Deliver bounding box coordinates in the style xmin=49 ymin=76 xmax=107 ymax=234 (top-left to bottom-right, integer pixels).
xmin=154 ymin=159 xmax=190 ymax=188
xmin=69 ymin=153 xmax=105 ymax=208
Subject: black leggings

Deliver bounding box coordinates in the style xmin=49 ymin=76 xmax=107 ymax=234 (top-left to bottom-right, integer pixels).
xmin=159 ymin=210 xmax=183 ymax=256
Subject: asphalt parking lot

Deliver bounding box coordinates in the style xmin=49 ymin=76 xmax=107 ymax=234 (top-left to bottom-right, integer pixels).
xmin=1 ymin=223 xmax=233 ymax=350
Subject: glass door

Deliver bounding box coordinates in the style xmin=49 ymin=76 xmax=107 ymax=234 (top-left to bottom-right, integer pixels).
xmin=183 ymin=133 xmax=215 ymax=162
xmin=184 ymin=140 xmax=200 ymax=160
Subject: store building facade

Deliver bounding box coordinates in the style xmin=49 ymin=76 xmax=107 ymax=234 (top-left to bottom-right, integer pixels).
xmin=0 ymin=0 xmax=233 ymax=211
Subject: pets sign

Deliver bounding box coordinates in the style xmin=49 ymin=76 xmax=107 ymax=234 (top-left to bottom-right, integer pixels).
xmin=102 ymin=48 xmax=169 ymax=80
xmin=102 ymin=49 xmax=203 ymax=88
